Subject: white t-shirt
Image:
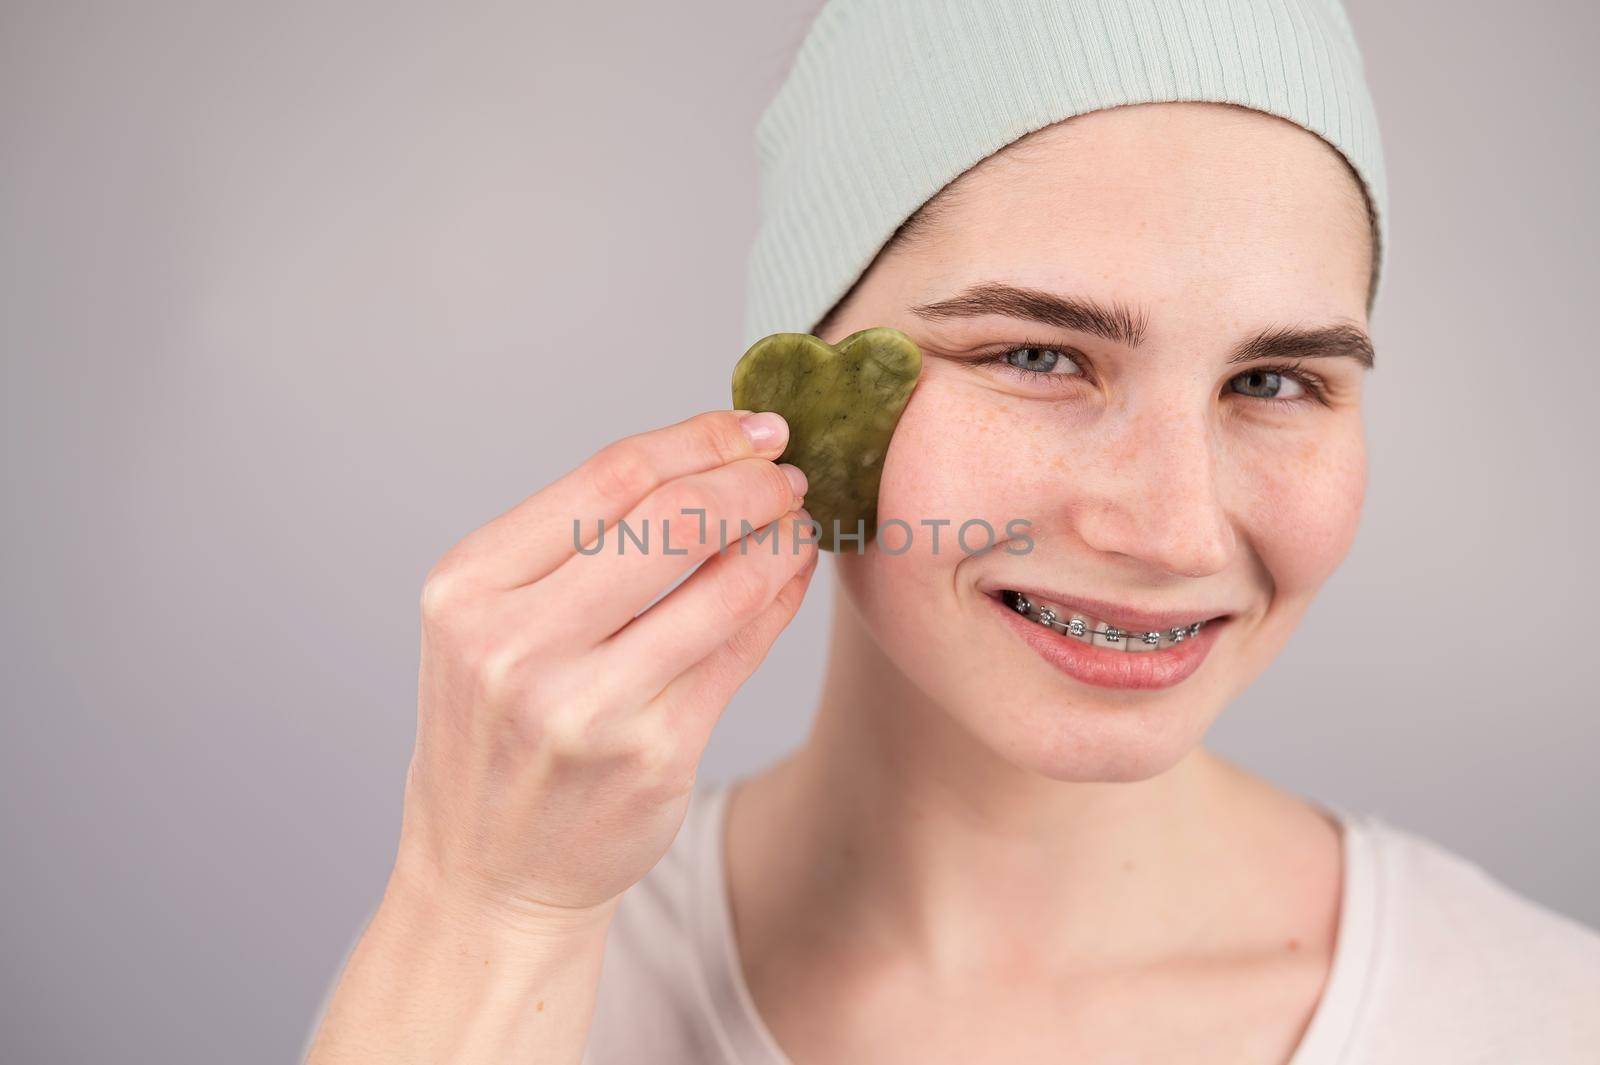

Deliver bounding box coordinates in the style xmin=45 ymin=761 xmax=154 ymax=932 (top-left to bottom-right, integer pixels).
xmin=582 ymin=777 xmax=1600 ymax=1064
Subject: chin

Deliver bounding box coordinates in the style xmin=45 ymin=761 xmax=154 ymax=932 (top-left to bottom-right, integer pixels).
xmin=949 ymin=676 xmax=1221 ymax=784
xmin=893 ymin=591 xmax=1249 ymax=785
xmin=834 ymin=554 xmax=1267 ymax=785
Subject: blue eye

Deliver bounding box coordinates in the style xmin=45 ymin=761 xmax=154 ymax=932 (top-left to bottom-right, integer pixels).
xmin=981 ymin=343 xmax=1329 ymax=407
xmin=1226 ymin=364 xmax=1328 ymax=405
xmin=1230 ymin=368 xmax=1302 ymax=400
xmin=994 ymin=345 xmax=1082 ymax=377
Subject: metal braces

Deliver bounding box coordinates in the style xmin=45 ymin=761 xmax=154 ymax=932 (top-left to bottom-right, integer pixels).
xmin=1002 ymin=590 xmax=1204 ymax=648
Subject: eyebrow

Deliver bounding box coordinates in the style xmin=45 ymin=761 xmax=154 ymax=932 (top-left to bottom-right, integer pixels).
xmin=907 ymin=282 xmax=1375 ymax=369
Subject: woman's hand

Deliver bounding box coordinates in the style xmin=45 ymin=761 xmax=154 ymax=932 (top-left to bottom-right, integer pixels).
xmin=304 ymin=408 xmax=817 ymax=1064
xmin=397 ymin=406 xmax=817 ymax=919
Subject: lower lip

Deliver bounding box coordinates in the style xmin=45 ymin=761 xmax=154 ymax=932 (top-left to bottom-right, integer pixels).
xmin=985 ymin=592 xmax=1226 ymax=691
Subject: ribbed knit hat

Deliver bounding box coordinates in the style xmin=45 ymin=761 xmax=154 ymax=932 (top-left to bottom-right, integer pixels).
xmin=743 ymin=0 xmax=1388 ymax=348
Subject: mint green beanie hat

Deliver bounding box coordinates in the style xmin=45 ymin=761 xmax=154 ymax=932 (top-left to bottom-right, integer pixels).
xmin=743 ymin=0 xmax=1388 ymax=348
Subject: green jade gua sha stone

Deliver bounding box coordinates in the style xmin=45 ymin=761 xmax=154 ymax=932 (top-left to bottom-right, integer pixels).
xmin=731 ymin=327 xmax=922 ymax=552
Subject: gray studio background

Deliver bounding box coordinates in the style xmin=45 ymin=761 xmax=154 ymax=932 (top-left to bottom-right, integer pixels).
xmin=3 ymin=1 xmax=1596 ymax=1061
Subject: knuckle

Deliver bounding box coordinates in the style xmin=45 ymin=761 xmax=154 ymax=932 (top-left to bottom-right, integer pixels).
xmin=774 ymin=562 xmax=811 ymax=610
xmin=720 ymin=619 xmax=769 ymax=670
xmin=714 ymin=561 xmax=776 ymax=620
xmin=419 ymin=558 xmax=475 ymax=625
xmin=621 ymin=728 xmax=672 ymax=777
xmin=763 ymin=460 xmax=799 ymax=507
xmin=535 ymin=701 xmax=594 ymax=759
xmin=782 ymin=515 xmax=820 ymax=562
xmin=729 ymin=457 xmax=796 ymax=516
xmin=500 ymin=706 xmax=572 ymax=767
xmin=689 ymin=412 xmax=749 ymax=466
xmin=588 ymin=442 xmax=656 ymax=507
xmin=473 ymin=638 xmax=533 ymax=705
xmin=652 ymin=479 xmax=717 ymax=528
xmin=619 ymin=721 xmax=695 ymax=799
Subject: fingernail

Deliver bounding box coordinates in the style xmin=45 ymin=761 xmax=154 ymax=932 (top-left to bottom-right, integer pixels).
xmin=780 ymin=463 xmax=808 ymax=499
xmin=739 ymin=411 xmax=787 ymax=449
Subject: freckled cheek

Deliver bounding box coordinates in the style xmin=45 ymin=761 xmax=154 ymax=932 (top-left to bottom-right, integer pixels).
xmin=874 ymin=394 xmax=1046 ymax=534
xmin=1241 ymin=428 xmax=1368 ymax=590
xmin=844 ymin=392 xmax=1035 ymax=631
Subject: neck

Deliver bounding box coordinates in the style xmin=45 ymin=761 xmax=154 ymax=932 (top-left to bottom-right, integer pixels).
xmin=729 ymin=575 xmax=1338 ymax=979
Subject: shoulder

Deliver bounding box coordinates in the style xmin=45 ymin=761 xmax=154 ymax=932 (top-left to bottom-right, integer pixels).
xmin=1345 ymin=812 xmax=1600 ymax=1062
xmin=581 ymin=780 xmax=731 ymax=1065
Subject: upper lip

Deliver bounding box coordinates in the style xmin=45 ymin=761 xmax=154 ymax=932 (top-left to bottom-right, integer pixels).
xmin=981 ymin=581 xmax=1234 ymax=633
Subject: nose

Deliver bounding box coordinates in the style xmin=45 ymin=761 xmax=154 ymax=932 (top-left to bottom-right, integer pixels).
xmin=1069 ymin=400 xmax=1236 ymax=578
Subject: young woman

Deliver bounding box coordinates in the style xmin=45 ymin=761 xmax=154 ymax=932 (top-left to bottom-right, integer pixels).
xmin=304 ymin=3 xmax=1600 ymax=1063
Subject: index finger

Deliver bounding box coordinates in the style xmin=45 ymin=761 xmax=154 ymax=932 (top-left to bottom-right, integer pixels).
xmin=441 ymin=409 xmax=790 ymax=589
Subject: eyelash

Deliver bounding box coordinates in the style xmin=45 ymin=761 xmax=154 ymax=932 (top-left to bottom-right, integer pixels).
xmin=980 ymin=341 xmax=1331 ymax=407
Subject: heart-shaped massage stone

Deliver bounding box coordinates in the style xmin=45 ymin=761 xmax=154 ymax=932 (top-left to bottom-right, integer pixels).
xmin=732 ymin=327 xmax=922 ymax=552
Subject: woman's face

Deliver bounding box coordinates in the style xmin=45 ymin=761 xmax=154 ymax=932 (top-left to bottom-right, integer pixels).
xmin=822 ymin=102 xmax=1374 ymax=783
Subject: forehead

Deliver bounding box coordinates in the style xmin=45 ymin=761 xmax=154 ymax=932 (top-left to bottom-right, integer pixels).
xmin=904 ymin=102 xmax=1373 ymax=325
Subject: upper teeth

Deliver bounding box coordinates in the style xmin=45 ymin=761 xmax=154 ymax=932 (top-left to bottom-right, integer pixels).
xmin=1003 ymin=590 xmax=1204 ymax=649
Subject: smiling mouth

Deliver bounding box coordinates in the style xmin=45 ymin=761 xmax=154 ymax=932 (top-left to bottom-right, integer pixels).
xmin=995 ymin=589 xmax=1216 ymax=652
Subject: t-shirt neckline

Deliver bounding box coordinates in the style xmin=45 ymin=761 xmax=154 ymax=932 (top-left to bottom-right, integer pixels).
xmin=689 ymin=776 xmax=1380 ymax=1065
